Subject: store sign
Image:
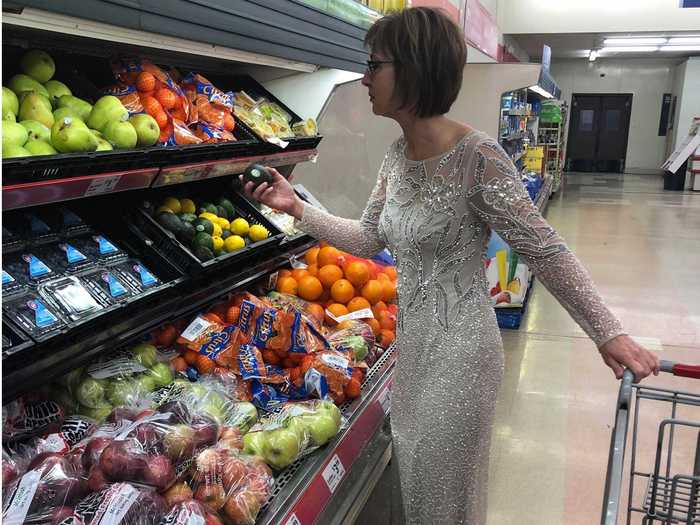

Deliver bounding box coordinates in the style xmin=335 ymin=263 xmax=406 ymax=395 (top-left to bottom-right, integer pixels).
xmin=680 ymin=0 xmax=700 ymax=7
xmin=463 ymin=0 xmax=499 ymax=61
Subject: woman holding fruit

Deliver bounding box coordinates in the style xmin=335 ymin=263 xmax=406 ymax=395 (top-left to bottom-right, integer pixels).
xmin=243 ymin=7 xmax=660 ymax=524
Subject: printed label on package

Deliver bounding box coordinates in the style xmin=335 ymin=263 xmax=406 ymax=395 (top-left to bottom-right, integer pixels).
xmin=134 ymin=264 xmax=157 ymax=287
xmin=180 ymin=316 xmax=212 ymax=342
xmin=62 ymin=243 xmax=88 ymax=264
xmin=23 ymin=254 xmax=51 ymax=279
xmin=96 ymin=235 xmax=118 ymax=255
xmin=28 ymin=299 xmax=58 ymax=328
xmin=198 ymin=324 xmax=237 ymax=360
xmin=320 ymin=354 xmax=350 ymax=372
xmin=103 ymin=272 xmax=127 ymax=298
xmin=94 ymin=483 xmax=139 ymax=525
xmin=3 ymin=469 xmax=42 ymax=525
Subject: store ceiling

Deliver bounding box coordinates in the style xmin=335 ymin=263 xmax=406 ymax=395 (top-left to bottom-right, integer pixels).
xmin=509 ymin=32 xmax=700 ymax=60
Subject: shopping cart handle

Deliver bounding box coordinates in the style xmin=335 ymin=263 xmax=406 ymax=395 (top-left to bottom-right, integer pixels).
xmin=660 ymin=360 xmax=700 ymax=379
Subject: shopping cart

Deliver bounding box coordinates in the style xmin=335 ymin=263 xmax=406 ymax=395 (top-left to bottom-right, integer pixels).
xmin=602 ymin=360 xmax=700 ymax=524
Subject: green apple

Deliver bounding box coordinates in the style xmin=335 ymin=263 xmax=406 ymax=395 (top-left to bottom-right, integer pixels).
xmin=76 ymin=377 xmax=106 ymax=408
xmin=20 ymin=120 xmax=51 ymax=142
xmin=44 ymin=80 xmax=71 ymax=106
xmin=25 ymin=139 xmax=57 ymax=156
xmin=242 ymin=431 xmax=266 ymax=457
xmin=316 ymin=400 xmax=342 ymax=427
xmin=130 ymin=343 xmax=158 ymax=368
xmin=51 ymin=117 xmax=98 ymax=153
xmin=87 ymin=95 xmax=128 ymax=131
xmin=106 ymin=379 xmax=137 ymax=406
xmin=136 ymin=374 xmax=157 ymax=392
xmin=103 ymin=120 xmax=137 ymax=149
xmin=286 ymin=417 xmax=308 ymax=442
xmin=3 ymin=109 xmax=16 ymax=122
xmin=297 ymin=413 xmax=340 ymax=447
xmin=2 ymin=144 xmax=31 ymax=158
xmin=261 ymin=427 xmax=302 ymax=469
xmin=3 ymin=86 xmax=19 ymax=116
xmin=8 ymin=74 xmax=49 ymax=98
xmin=20 ymin=50 xmax=55 ymax=83
xmin=3 ymin=121 xmax=28 ymax=148
xmin=57 ymin=95 xmax=92 ymax=121
xmin=19 ymin=93 xmax=54 ymax=129
xmin=129 ymin=113 xmax=160 ymax=147
xmin=148 ymin=362 xmax=174 ymax=387
xmin=80 ymin=401 xmax=113 ymax=422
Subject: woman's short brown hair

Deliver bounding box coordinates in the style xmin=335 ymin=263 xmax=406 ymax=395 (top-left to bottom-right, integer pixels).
xmin=364 ymin=7 xmax=467 ymax=118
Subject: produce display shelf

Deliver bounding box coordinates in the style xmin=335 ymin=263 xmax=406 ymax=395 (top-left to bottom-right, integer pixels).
xmin=2 ymin=149 xmax=318 ymax=211
xmin=258 ymin=343 xmax=396 ymax=525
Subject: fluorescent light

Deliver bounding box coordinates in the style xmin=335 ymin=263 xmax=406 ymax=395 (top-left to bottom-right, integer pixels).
xmin=667 ymin=37 xmax=700 ymax=45
xmin=599 ymin=46 xmax=659 ymax=52
xmin=660 ymin=45 xmax=700 ymax=51
xmin=529 ymin=85 xmax=553 ymax=99
xmin=589 ymin=50 xmax=598 ymax=62
xmin=604 ymin=37 xmax=667 ymax=46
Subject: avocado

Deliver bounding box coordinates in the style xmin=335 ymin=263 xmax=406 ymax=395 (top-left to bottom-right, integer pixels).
xmin=178 ymin=213 xmax=197 ymax=223
xmin=216 ymin=205 xmax=229 ymax=220
xmin=192 ymin=218 xmax=214 ymax=235
xmin=156 ymin=212 xmax=185 ymax=234
xmin=197 ymin=202 xmax=218 ymax=215
xmin=217 ymin=197 xmax=235 ymax=219
xmin=213 ymin=248 xmax=224 ymax=257
xmin=175 ymin=221 xmax=196 ymax=244
xmin=192 ymin=231 xmax=214 ymax=251
xmin=193 ymin=245 xmax=214 ymax=261
xmin=243 ymin=163 xmax=272 ymax=188
xmin=221 ymin=230 xmax=232 ymax=240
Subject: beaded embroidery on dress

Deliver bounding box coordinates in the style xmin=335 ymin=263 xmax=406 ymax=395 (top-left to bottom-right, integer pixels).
xmin=298 ymin=130 xmax=624 ymax=524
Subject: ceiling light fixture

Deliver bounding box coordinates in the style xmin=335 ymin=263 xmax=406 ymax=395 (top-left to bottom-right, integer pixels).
xmin=603 ymin=37 xmax=667 ymax=46
xmin=659 ymin=45 xmax=700 ymax=51
xmin=528 ymin=85 xmax=553 ymax=99
xmin=589 ymin=50 xmax=598 ymax=62
xmin=599 ymin=46 xmax=660 ymax=52
xmin=667 ymin=37 xmax=700 ymax=45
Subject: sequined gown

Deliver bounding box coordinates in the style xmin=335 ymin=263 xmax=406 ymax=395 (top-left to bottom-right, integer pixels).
xmin=298 ymin=131 xmax=624 ymax=524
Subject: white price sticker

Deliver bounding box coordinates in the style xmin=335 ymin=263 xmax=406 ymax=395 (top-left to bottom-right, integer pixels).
xmin=96 ymin=483 xmax=139 ymax=525
xmin=321 ymin=354 xmax=350 ymax=371
xmin=85 ymin=175 xmax=120 ymax=197
xmin=379 ymin=386 xmax=392 ymax=414
xmin=284 ymin=514 xmax=302 ymax=525
xmin=335 ymin=308 xmax=375 ymax=322
xmin=321 ymin=454 xmax=346 ymax=494
xmin=3 ymin=469 xmax=41 ymax=525
xmin=180 ymin=316 xmax=211 ymax=342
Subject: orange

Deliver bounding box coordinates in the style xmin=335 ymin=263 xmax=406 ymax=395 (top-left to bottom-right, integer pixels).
xmin=378 ymin=329 xmax=395 ymax=347
xmin=383 ymin=266 xmax=398 ymax=281
xmin=277 ymin=276 xmax=298 ymax=295
xmin=141 ymin=96 xmax=163 ymax=117
xmin=376 ymin=273 xmax=390 ymax=282
xmin=361 ymin=280 xmax=383 ymax=305
xmin=344 ymin=377 xmax=361 ymax=399
xmin=171 ymin=356 xmax=187 ymax=372
xmin=372 ymin=301 xmax=388 ymax=316
xmin=184 ymin=351 xmax=199 ymax=366
xmin=367 ymin=318 xmax=381 ymax=336
xmin=298 ymin=276 xmax=323 ymax=301
xmin=136 ymin=72 xmax=156 ymax=93
xmin=378 ymin=310 xmax=396 ymax=331
xmin=225 ymin=306 xmax=241 ymax=324
xmin=330 ymin=279 xmax=355 ymax=304
xmin=278 ymin=269 xmax=292 ymax=279
xmin=347 ymin=296 xmax=371 ymax=313
xmin=155 ymin=87 xmax=178 ymax=110
xmin=317 ymin=246 xmax=341 ymax=267
xmin=306 ymin=263 xmax=318 ymax=277
xmin=344 ymin=261 xmax=370 ymax=288
xmin=196 ymin=354 xmax=216 ymax=374
xmin=387 ymin=304 xmax=398 ymax=315
xmin=307 ymin=303 xmax=325 ymax=325
xmin=318 ymin=264 xmax=343 ymax=288
xmin=305 ymin=247 xmax=320 ymax=266
xmin=223 ymin=112 xmax=235 ymax=131
xmin=291 ymin=268 xmax=309 ymax=282
xmin=325 ymin=303 xmax=349 ymax=325
xmin=154 ymin=110 xmax=169 ymax=130
xmin=171 ymin=107 xmax=187 ymax=122
xmin=380 ymin=279 xmax=396 ymax=302
xmin=319 ymin=240 xmax=330 ymax=248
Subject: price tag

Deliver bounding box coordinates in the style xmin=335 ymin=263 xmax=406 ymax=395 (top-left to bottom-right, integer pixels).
xmin=334 ymin=308 xmax=374 ymax=322
xmin=3 ymin=469 xmax=41 ymax=525
xmin=284 ymin=514 xmax=302 ymax=525
xmin=321 ymin=454 xmax=346 ymax=494
xmin=378 ymin=386 xmax=392 ymax=414
xmin=180 ymin=316 xmax=212 ymax=342
xmin=85 ymin=175 xmax=120 ymax=197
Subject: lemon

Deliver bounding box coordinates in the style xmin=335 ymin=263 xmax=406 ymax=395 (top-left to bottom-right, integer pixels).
xmin=216 ymin=217 xmax=231 ymax=230
xmin=199 ymin=212 xmax=218 ymax=222
xmin=248 ymin=224 xmax=269 ymax=242
xmin=156 ymin=205 xmax=174 ymax=214
xmin=224 ymin=235 xmax=245 ymax=252
xmin=163 ymin=197 xmax=182 ymax=214
xmin=212 ymin=236 xmax=224 ymax=252
xmin=212 ymin=222 xmax=223 ymax=237
xmin=231 ymin=218 xmax=250 ymax=236
xmin=180 ymin=198 xmax=196 ymax=214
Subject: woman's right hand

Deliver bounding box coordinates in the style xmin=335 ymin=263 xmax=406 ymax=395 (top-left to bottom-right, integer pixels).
xmin=239 ymin=167 xmax=304 ymax=219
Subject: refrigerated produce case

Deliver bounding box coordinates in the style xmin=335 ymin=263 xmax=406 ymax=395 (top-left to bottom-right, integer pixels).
xmin=2 ymin=5 xmax=395 ymax=524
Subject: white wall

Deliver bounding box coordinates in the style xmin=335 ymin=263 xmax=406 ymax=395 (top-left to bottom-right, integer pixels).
xmin=498 ymin=0 xmax=700 ymax=34
xmin=550 ymin=58 xmax=679 ymax=172
xmin=673 ymin=57 xmax=700 ymax=151
xmin=668 ymin=61 xmax=688 ymax=157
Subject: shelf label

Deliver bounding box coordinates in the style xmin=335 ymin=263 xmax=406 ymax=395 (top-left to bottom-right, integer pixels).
xmin=3 ymin=469 xmax=41 ymax=525
xmin=379 ymin=385 xmax=392 ymax=414
xmin=284 ymin=514 xmax=302 ymax=525
xmin=321 ymin=454 xmax=346 ymax=494
xmin=85 ymin=175 xmax=120 ymax=197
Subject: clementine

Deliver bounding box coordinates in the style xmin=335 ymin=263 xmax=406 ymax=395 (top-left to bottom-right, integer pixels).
xmin=344 ymin=261 xmax=370 ymax=287
xmin=278 ymin=269 xmax=292 ymax=279
xmin=347 ymin=296 xmax=371 ymax=313
xmin=376 ymin=273 xmax=390 ymax=282
xmin=306 ymin=303 xmax=325 ymax=325
xmin=318 ymin=264 xmax=343 ymax=288
xmin=277 ymin=276 xmax=298 ymax=295
xmin=325 ymin=303 xmax=349 ymax=325
xmin=317 ymin=246 xmax=341 ymax=267
xmin=380 ymin=279 xmax=396 ymax=302
xmin=155 ymin=87 xmax=178 ymax=110
xmin=367 ymin=318 xmax=381 ymax=336
xmin=306 ymin=263 xmax=318 ymax=277
xmin=298 ymin=276 xmax=323 ymax=301
xmin=378 ymin=329 xmax=396 ymax=347
xmin=378 ymin=310 xmax=396 ymax=331
xmin=136 ymin=72 xmax=156 ymax=92
xmin=361 ymin=280 xmax=383 ymax=305
xmin=304 ymin=247 xmax=320 ymax=266
xmin=330 ymin=279 xmax=355 ymax=304
xmin=383 ymin=266 xmax=398 ymax=281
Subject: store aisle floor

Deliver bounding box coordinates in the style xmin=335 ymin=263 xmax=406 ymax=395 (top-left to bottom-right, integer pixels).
xmin=487 ymin=172 xmax=700 ymax=524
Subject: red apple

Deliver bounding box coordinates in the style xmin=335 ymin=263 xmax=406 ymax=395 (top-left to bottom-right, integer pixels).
xmin=223 ymin=490 xmax=260 ymax=525
xmin=162 ymin=481 xmax=193 ymax=507
xmin=194 ymin=482 xmax=226 ymax=510
xmin=143 ymin=454 xmax=175 ymax=491
xmin=88 ymin=467 xmax=109 ymax=492
xmin=82 ymin=437 xmax=112 ymax=471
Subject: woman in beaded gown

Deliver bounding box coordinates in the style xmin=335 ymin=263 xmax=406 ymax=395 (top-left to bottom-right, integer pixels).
xmin=243 ymin=8 xmax=659 ymax=524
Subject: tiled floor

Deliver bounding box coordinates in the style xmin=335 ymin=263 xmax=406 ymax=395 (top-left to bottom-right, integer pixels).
xmin=356 ymin=172 xmax=700 ymax=524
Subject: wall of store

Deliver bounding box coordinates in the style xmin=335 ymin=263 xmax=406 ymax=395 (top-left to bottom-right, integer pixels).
xmin=670 ymin=57 xmax=700 ymax=153
xmin=550 ymin=57 xmax=679 ymax=173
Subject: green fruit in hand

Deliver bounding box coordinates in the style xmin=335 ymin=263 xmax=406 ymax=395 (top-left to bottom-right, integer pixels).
xmin=2 ymin=145 xmax=31 ymax=158
xmin=20 ymin=120 xmax=51 ymax=142
xmin=130 ymin=343 xmax=158 ymax=368
xmin=51 ymin=117 xmax=98 ymax=153
xmin=8 ymin=74 xmax=49 ymax=98
xmin=3 ymin=86 xmax=19 ymax=116
xmin=25 ymin=139 xmax=57 ymax=156
xmin=129 ymin=113 xmax=159 ymax=147
xmin=87 ymin=95 xmax=128 ymax=131
xmin=19 ymin=93 xmax=54 ymax=129
xmin=76 ymin=377 xmax=106 ymax=408
xmin=57 ymin=95 xmax=92 ymax=121
xmin=149 ymin=362 xmax=174 ymax=387
xmin=53 ymin=107 xmax=80 ymax=122
xmin=43 ymin=80 xmax=71 ymax=106
xmin=2 ymin=121 xmax=28 ymax=148
xmin=103 ymin=120 xmax=137 ymax=149
xmin=20 ymin=50 xmax=55 ymax=83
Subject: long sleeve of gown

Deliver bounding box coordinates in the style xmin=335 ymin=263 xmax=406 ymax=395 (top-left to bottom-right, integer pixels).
xmin=296 ymin=154 xmax=389 ymax=259
xmin=466 ymin=137 xmax=626 ymax=348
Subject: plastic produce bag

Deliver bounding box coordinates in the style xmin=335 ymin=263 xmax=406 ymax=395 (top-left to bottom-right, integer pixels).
xmin=158 ymin=499 xmax=223 ymax=525
xmin=325 ymin=319 xmax=375 ymax=364
xmin=181 ymin=73 xmax=235 ymax=132
xmin=3 ymin=398 xmax=65 ymax=443
xmin=62 ymin=482 xmax=167 ymax=525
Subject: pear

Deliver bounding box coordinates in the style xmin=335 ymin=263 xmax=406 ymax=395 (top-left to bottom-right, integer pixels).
xmin=3 ymin=87 xmax=19 ymax=116
xmin=51 ymin=117 xmax=98 ymax=153
xmin=20 ymin=50 xmax=55 ymax=83
xmin=2 ymin=121 xmax=28 ymax=148
xmin=20 ymin=120 xmax=51 ymax=142
xmin=25 ymin=139 xmax=57 ymax=156
xmin=129 ymin=113 xmax=160 ymax=147
xmin=19 ymin=91 xmax=52 ymax=112
xmin=8 ymin=74 xmax=49 ymax=98
xmin=103 ymin=120 xmax=137 ymax=149
xmin=87 ymin=96 xmax=128 ymax=132
xmin=19 ymin=93 xmax=54 ymax=129
xmin=3 ymin=110 xmax=16 ymax=122
xmin=57 ymin=95 xmax=93 ymax=122
xmin=44 ymin=80 xmax=72 ymax=106
xmin=95 ymin=137 xmax=113 ymax=151
xmin=2 ymin=144 xmax=31 ymax=158
xmin=54 ymin=107 xmax=81 ymax=122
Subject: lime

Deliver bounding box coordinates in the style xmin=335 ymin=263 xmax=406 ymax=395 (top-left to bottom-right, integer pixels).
xmin=248 ymin=224 xmax=269 ymax=242
xmin=231 ymin=217 xmax=250 ymax=236
xmin=156 ymin=205 xmax=174 ymax=214
xmin=212 ymin=222 xmax=223 ymax=237
xmin=212 ymin=236 xmax=224 ymax=252
xmin=163 ymin=197 xmax=182 ymax=214
xmin=216 ymin=217 xmax=231 ymax=230
xmin=180 ymin=198 xmax=196 ymax=214
xmin=224 ymin=235 xmax=246 ymax=252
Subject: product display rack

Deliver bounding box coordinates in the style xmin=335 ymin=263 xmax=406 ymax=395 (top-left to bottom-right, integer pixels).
xmin=537 ymin=103 xmax=568 ymax=193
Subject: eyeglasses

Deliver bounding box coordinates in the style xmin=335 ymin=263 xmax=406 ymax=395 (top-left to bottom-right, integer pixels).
xmin=366 ymin=59 xmax=394 ymax=75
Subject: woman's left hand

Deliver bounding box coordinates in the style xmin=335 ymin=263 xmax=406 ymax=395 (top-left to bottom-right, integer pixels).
xmin=599 ymin=334 xmax=660 ymax=382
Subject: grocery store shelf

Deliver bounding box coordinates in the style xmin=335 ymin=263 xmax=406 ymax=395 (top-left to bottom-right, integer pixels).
xmin=512 ymin=150 xmax=526 ymax=162
xmin=501 ymin=131 xmax=525 ymax=141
